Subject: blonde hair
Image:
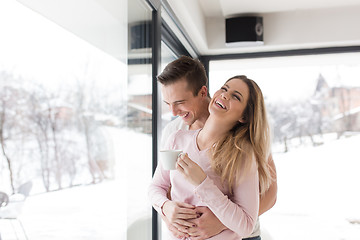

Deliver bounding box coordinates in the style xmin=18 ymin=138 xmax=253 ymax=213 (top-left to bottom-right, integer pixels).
xmin=210 ymin=75 xmax=272 ymax=195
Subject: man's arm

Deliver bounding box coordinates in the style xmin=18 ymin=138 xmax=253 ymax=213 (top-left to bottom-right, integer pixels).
xmin=259 ymin=155 xmax=277 ymax=215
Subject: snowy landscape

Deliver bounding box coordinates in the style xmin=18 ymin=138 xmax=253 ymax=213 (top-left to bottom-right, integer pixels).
xmin=261 ymin=133 xmax=360 ymax=240
xmin=1 ymin=128 xmax=359 ymax=240
xmin=0 ymin=2 xmax=359 ymax=240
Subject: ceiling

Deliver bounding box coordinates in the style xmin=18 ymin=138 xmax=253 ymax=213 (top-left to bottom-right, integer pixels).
xmin=166 ymin=0 xmax=360 ymax=56
xmin=198 ymin=0 xmax=360 ymax=17
xmin=17 ymin=0 xmax=360 ymax=59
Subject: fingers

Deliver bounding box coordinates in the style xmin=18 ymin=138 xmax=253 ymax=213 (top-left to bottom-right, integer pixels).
xmin=177 ymin=155 xmax=188 ymax=171
xmin=193 ymin=206 xmax=208 ymax=214
xmin=174 ymin=219 xmax=196 ymax=228
xmin=186 ymin=227 xmax=202 ymax=240
xmin=177 ymin=201 xmax=195 ymax=209
xmin=177 ymin=212 xmax=198 ymax=220
xmin=176 ymin=162 xmax=185 ymax=173
xmin=176 ymin=202 xmax=197 ymax=219
xmin=185 ymin=226 xmax=199 ymax=234
xmin=169 ymin=223 xmax=189 ymax=239
xmin=166 ymin=202 xmax=198 ymax=223
xmin=178 ymin=153 xmax=191 ymax=165
xmin=189 ymin=235 xmax=203 ymax=240
xmin=177 ymin=155 xmax=192 ymax=173
xmin=174 ymin=206 xmax=198 ymax=220
xmin=177 ymin=159 xmax=187 ymax=170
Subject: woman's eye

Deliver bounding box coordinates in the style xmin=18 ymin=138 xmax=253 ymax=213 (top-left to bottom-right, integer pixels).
xmin=220 ymin=87 xmax=227 ymax=91
xmin=233 ymin=95 xmax=240 ymax=101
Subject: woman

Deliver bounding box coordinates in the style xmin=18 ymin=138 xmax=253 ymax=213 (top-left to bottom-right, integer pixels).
xmin=149 ymin=75 xmax=273 ymax=239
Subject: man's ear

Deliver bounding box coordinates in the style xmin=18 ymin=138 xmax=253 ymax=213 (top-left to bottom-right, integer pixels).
xmin=199 ymin=85 xmax=208 ymax=97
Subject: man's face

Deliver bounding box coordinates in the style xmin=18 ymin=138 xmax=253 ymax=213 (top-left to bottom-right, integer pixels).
xmin=161 ymin=78 xmax=203 ymax=126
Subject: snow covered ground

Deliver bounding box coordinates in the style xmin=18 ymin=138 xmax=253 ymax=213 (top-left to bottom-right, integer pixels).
xmin=1 ymin=130 xmax=359 ymax=240
xmin=0 ymin=180 xmax=127 ymax=240
xmin=261 ymin=133 xmax=360 ymax=240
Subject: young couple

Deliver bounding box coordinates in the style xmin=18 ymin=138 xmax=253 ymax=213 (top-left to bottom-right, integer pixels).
xmin=149 ymin=56 xmax=277 ymax=240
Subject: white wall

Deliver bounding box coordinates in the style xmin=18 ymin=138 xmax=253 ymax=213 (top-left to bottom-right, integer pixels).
xmin=167 ymin=1 xmax=360 ymax=55
xmin=17 ymin=0 xmax=128 ymax=62
xmin=17 ymin=0 xmax=360 ymax=56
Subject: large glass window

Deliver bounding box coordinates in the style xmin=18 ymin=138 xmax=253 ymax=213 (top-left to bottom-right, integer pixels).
xmin=0 ymin=0 xmax=153 ymax=239
xmin=160 ymin=42 xmax=178 ymax=129
xmin=209 ymin=53 xmax=360 ymax=240
xmin=126 ymin=0 xmax=153 ymax=239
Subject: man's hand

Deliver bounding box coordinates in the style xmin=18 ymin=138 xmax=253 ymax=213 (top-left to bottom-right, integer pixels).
xmin=186 ymin=206 xmax=227 ymax=240
xmin=161 ymin=214 xmax=190 ymax=239
xmin=162 ymin=200 xmax=199 ymax=232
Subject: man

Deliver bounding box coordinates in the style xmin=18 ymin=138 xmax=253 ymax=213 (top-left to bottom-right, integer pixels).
xmin=158 ymin=56 xmax=277 ymax=240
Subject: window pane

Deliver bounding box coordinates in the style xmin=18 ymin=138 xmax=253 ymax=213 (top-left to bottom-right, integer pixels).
xmin=209 ymin=53 xmax=360 ymax=240
xmin=0 ymin=0 xmax=151 ymax=239
xmin=160 ymin=42 xmax=178 ymax=129
xmin=126 ymin=0 xmax=153 ymax=239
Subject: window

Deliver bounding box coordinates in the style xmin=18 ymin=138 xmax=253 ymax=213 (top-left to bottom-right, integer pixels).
xmin=127 ymin=0 xmax=153 ymax=238
xmin=209 ymin=52 xmax=360 ymax=240
xmin=0 ymin=0 xmax=154 ymax=239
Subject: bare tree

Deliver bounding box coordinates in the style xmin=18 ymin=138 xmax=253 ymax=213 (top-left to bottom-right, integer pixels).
xmin=72 ymin=60 xmax=107 ymax=183
xmin=0 ymin=72 xmax=18 ymax=193
xmin=0 ymin=100 xmax=15 ymax=193
xmin=0 ymin=72 xmax=34 ymax=193
xmin=28 ymin=86 xmax=52 ymax=191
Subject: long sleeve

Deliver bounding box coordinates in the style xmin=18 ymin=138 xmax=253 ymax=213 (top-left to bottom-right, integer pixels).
xmin=194 ymin=164 xmax=259 ymax=238
xmin=148 ymin=161 xmax=171 ymax=214
xmin=148 ymin=130 xmax=178 ymax=215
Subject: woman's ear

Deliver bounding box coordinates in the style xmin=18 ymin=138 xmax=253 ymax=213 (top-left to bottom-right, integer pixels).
xmin=239 ymin=116 xmax=246 ymax=123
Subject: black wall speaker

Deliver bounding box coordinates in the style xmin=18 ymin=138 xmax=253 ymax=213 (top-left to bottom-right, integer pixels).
xmin=225 ymin=16 xmax=263 ymax=46
xmin=130 ymin=21 xmax=152 ymax=50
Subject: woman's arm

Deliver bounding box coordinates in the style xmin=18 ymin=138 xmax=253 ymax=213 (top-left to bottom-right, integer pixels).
xmin=177 ymin=154 xmax=259 ymax=238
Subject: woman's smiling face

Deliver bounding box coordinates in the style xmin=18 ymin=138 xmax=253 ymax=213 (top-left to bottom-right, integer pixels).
xmin=209 ymin=78 xmax=250 ymax=126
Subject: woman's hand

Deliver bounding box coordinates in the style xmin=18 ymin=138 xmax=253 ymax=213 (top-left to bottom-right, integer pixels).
xmin=176 ymin=153 xmax=207 ymax=186
xmin=187 ymin=206 xmax=227 ymax=239
xmin=162 ymin=200 xmax=199 ymax=232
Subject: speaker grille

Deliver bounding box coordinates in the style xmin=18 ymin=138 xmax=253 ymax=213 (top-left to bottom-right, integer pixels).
xmin=225 ymin=16 xmax=263 ymax=46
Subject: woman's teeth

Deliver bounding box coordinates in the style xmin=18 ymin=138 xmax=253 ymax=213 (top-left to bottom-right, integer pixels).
xmin=216 ymin=100 xmax=225 ymax=109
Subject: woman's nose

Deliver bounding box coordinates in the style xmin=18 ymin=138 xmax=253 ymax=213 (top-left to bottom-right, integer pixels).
xmin=221 ymin=92 xmax=229 ymax=100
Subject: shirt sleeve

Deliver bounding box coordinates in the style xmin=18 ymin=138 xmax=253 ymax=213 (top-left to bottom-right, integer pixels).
xmin=147 ymin=161 xmax=171 ymax=215
xmin=148 ymin=130 xmax=177 ymax=215
xmin=194 ymin=162 xmax=259 ymax=238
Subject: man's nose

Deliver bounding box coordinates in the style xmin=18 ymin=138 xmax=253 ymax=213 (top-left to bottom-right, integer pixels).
xmin=170 ymin=105 xmax=179 ymax=116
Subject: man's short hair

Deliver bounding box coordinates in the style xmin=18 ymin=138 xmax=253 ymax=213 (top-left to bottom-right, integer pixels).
xmin=157 ymin=56 xmax=208 ymax=96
